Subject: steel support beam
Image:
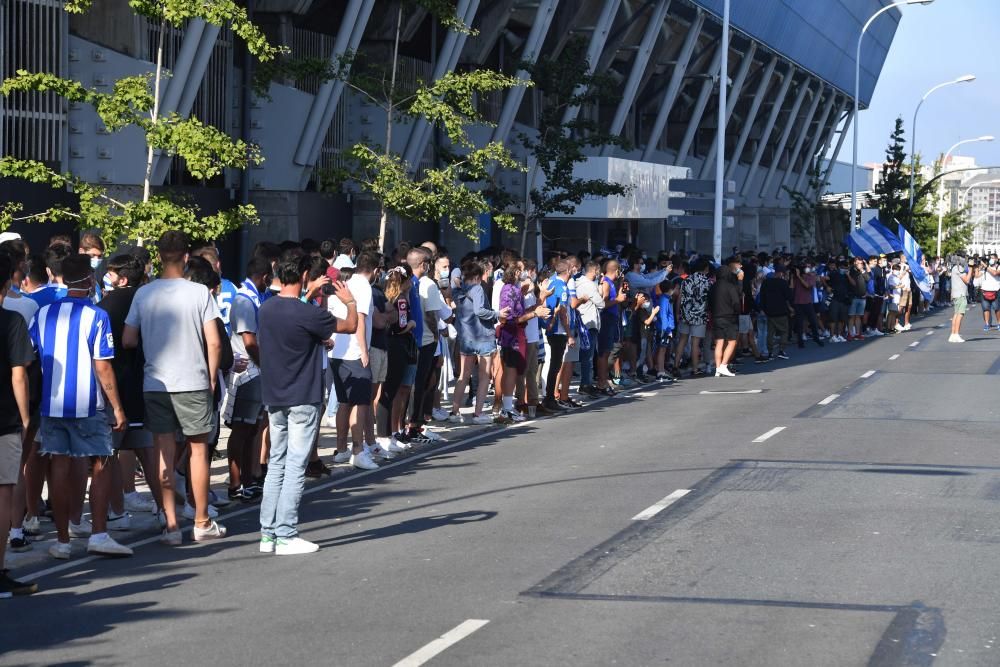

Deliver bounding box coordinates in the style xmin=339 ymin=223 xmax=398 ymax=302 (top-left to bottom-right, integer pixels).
xmin=601 ymin=0 xmax=671 ymax=156
xmin=402 ymin=0 xmax=481 ymax=172
xmin=723 ymin=55 xmax=776 ymax=183
xmin=152 ymin=22 xmax=221 ymax=184
xmin=489 ymin=0 xmax=561 ymax=149
xmin=816 ymin=108 xmax=853 ymax=198
xmin=792 ymin=93 xmax=838 ymax=194
xmin=561 ymin=0 xmax=622 ymax=128
xmin=675 ymin=37 xmax=725 ymax=164
xmin=758 ymin=77 xmax=811 ymax=198
xmin=698 ymin=41 xmax=755 ymax=178
xmin=806 ymin=99 xmax=847 ymax=195
xmin=737 ymin=66 xmax=794 ymax=196
xmin=461 ymin=0 xmax=515 ymax=64
xmin=295 ymin=0 xmax=370 ymax=167
xmin=775 ymin=84 xmax=824 ymax=196
xmin=640 ymin=10 xmax=704 ymax=161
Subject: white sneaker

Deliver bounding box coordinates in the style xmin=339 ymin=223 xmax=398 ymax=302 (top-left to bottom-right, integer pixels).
xmin=870 ymin=329 xmax=884 ymax=337
xmin=423 ymin=429 xmax=444 ymax=442
xmin=351 ymin=450 xmax=379 ymax=470
xmin=446 ymin=413 xmax=464 ymax=424
xmin=69 ymin=519 xmax=92 ymax=538
xmin=332 ymin=449 xmax=351 ymax=464
xmin=715 ymin=365 xmax=736 ymax=377
xmin=124 ymin=492 xmax=156 ymax=513
xmin=500 ymin=409 xmax=525 ymax=423
xmin=182 ymin=503 xmax=219 ymax=521
xmin=368 ymin=443 xmax=392 ymax=460
xmin=160 ymin=529 xmax=182 ymax=546
xmin=193 ymin=520 xmax=227 ymax=542
xmin=949 ymin=334 xmax=966 ymax=343
xmin=384 ymin=437 xmax=407 ymax=454
xmin=87 ymin=533 xmax=133 ymax=557
xmin=49 ymin=541 xmax=72 ymax=560
xmin=260 ymin=535 xmax=276 ymax=553
xmin=903 ymin=323 xmax=912 ymax=331
xmin=275 ymin=536 xmax=320 ymax=555
xmin=390 ymin=434 xmax=411 ymax=451
xmin=431 ymin=408 xmax=450 ymax=421
xmin=895 ymin=323 xmax=905 ymax=332
xmin=471 ymin=414 xmax=494 ymax=425
xmin=23 ymin=516 xmax=40 ymax=534
xmin=106 ymin=513 xmax=131 ymax=532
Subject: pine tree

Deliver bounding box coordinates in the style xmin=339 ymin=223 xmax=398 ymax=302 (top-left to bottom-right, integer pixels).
xmin=865 ymin=116 xmax=910 ymax=230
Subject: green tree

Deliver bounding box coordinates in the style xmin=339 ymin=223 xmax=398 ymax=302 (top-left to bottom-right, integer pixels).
xmin=865 ymin=116 xmax=910 ymax=228
xmin=516 ymin=38 xmax=630 ymax=252
xmin=0 ymin=0 xmax=283 ymax=248
xmin=902 ymin=153 xmax=971 ymax=257
xmin=325 ymin=2 xmax=524 ymax=248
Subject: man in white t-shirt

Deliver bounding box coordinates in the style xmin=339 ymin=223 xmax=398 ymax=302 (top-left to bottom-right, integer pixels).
xmin=328 ymin=252 xmax=378 ymax=470
xmin=403 ymin=247 xmax=444 ymax=442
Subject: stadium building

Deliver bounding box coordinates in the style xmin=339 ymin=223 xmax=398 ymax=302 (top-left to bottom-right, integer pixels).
xmin=0 ymin=0 xmax=900 ymax=263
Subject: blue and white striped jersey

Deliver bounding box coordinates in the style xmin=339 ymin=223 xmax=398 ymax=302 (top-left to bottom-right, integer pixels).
xmin=29 ymin=297 xmax=114 ymax=418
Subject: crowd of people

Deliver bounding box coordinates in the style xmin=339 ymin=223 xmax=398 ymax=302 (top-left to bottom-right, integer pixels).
xmin=0 ymin=226 xmax=983 ymax=596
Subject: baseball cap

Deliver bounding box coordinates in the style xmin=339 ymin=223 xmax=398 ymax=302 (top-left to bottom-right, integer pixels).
xmin=0 ymin=231 xmax=22 ymax=244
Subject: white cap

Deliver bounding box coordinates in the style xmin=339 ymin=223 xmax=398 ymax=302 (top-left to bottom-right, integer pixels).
xmin=0 ymin=231 xmax=22 ymax=244
xmin=333 ymin=254 xmax=355 ymax=270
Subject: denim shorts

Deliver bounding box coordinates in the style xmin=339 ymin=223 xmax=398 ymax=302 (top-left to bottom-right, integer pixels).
xmin=40 ymin=412 xmax=113 ymax=458
xmin=459 ymin=339 xmax=497 ymax=357
xmin=849 ymin=298 xmax=867 ymax=316
xmin=401 ymin=363 xmax=417 ymax=386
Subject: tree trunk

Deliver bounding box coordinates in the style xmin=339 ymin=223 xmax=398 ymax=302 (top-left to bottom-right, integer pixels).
xmin=377 ymin=3 xmax=404 ymax=253
xmin=140 ymin=19 xmax=167 ymax=247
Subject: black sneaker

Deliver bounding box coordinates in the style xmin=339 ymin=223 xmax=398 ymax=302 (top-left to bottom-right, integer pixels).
xmin=542 ymin=398 xmax=567 ymax=412
xmin=304 ymin=461 xmax=331 ymax=479
xmin=776 ymin=351 xmax=790 ymax=360
xmin=227 ymin=486 xmax=257 ymax=503
xmin=0 ymin=570 xmax=37 ymax=596
xmin=9 ymin=536 xmax=32 ymax=552
xmin=600 ymin=386 xmax=617 ymax=397
xmin=406 ymin=429 xmax=432 ymax=444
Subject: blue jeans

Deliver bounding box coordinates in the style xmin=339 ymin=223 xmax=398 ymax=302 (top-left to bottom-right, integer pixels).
xmin=259 ymin=404 xmax=321 ymax=539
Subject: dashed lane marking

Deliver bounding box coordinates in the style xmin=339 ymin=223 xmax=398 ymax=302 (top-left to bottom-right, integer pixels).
xmin=861 ymin=370 xmax=876 ymax=379
xmin=699 ymin=389 xmax=763 ymax=395
xmin=752 ymin=427 xmax=786 ymax=443
xmin=818 ymin=394 xmax=840 ymax=406
xmin=889 ymin=354 xmax=900 ymax=360
xmin=909 ymin=342 xmax=920 ymax=348
xmin=632 ymin=490 xmax=692 ymax=521
xmin=393 ymin=620 xmax=490 ymax=667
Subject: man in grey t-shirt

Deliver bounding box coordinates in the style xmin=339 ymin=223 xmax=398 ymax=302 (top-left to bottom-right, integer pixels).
xmin=123 ymin=231 xmax=225 ymax=545
xmin=949 ymin=257 xmax=972 ymax=343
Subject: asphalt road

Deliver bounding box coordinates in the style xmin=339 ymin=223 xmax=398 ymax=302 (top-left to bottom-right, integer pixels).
xmin=4 ymin=307 xmax=1000 ymax=667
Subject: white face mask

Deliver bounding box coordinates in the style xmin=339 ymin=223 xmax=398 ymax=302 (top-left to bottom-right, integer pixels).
xmin=90 ymin=256 xmax=101 ymax=270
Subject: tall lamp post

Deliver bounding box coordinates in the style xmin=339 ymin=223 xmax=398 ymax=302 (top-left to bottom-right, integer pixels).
xmin=937 ymin=135 xmax=994 ymax=256
xmin=908 ymin=74 xmax=976 ymax=219
xmin=712 ymin=0 xmax=729 ymax=264
xmin=852 ymin=0 xmax=934 ymax=230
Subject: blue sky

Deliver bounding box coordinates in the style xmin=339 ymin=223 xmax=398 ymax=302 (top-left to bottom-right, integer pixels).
xmin=850 ymin=0 xmax=1000 ymax=167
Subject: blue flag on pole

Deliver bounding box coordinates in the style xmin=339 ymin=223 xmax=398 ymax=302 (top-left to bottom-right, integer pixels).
xmin=845 ymin=216 xmax=903 ymax=258
xmin=898 ymin=223 xmax=934 ymax=302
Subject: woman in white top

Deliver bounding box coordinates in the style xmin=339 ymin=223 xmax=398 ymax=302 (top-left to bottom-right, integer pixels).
xmin=979 ymin=258 xmax=1000 ymax=331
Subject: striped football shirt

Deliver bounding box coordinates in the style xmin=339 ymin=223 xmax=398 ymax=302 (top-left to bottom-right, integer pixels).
xmin=29 ymin=297 xmax=114 ymax=418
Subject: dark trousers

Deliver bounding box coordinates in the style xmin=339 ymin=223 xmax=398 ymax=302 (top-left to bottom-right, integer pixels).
xmin=377 ymin=335 xmax=412 ymax=437
xmin=408 ymin=342 xmax=438 ymax=428
xmin=545 ymin=334 xmax=567 ymax=400
xmin=794 ymin=303 xmax=822 ymax=343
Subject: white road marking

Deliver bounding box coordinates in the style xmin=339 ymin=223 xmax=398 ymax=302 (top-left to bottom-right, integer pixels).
xmin=699 ymin=389 xmax=763 ymax=395
xmin=909 ymin=341 xmax=920 ymax=348
xmin=818 ymin=394 xmax=840 ymax=405
xmin=393 ymin=620 xmax=490 ymax=667
xmin=889 ymin=354 xmax=900 ymax=360
xmin=925 ymin=330 xmax=935 ymax=336
xmin=752 ymin=426 xmax=786 ymax=443
xmin=860 ymin=370 xmax=876 ymax=379
xmin=634 ymin=391 xmax=658 ymax=398
xmin=632 ymin=489 xmax=692 ymax=521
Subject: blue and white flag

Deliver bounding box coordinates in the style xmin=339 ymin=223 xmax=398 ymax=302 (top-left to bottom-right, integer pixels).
xmin=845 ymin=216 xmax=903 ymax=259
xmin=898 ymin=224 xmax=934 ymax=302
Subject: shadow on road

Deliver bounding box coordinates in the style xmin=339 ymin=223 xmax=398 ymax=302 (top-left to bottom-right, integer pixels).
xmin=316 ymin=510 xmax=497 ymax=547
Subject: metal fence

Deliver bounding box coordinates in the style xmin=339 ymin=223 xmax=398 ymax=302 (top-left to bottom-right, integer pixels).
xmin=0 ymin=0 xmax=68 ymax=167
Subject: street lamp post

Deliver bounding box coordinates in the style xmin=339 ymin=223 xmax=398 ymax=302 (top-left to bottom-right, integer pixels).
xmin=852 ymin=0 xmax=934 ymax=231
xmin=937 ymin=135 xmax=995 ymax=256
xmin=712 ymin=0 xmax=729 ymax=264
xmin=908 ymin=74 xmax=976 ymax=220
